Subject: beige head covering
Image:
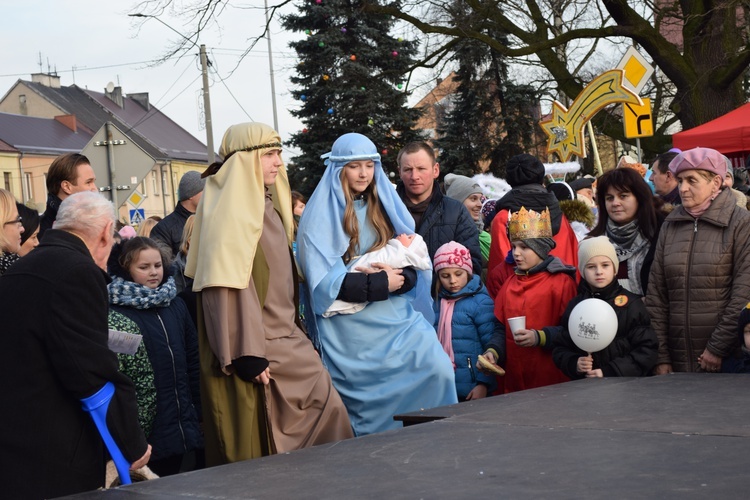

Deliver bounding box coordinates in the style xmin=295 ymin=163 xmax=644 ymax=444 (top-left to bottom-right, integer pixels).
xmin=185 ymin=122 xmax=293 ymax=290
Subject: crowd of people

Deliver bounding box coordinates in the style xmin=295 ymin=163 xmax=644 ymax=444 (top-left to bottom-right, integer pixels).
xmin=2 ymin=125 xmax=750 ymax=498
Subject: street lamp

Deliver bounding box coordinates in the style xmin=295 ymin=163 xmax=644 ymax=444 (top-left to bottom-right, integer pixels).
xmin=128 ymin=13 xmax=215 ymax=164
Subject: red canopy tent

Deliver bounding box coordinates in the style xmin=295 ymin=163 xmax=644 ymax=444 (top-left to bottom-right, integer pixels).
xmin=672 ymin=102 xmax=750 ymax=167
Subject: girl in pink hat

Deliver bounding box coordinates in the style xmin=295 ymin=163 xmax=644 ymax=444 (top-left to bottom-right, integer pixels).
xmin=433 ymin=241 xmax=499 ymax=401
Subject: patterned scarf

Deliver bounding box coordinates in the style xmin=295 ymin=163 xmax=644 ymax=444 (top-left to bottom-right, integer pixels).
xmin=0 ymin=252 xmax=19 ymax=276
xmin=605 ymin=218 xmax=649 ymax=295
xmin=108 ymin=276 xmax=177 ymax=309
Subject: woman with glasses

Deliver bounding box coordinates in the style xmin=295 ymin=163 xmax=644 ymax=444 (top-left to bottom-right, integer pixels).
xmin=1 ymin=189 xmax=24 ymax=275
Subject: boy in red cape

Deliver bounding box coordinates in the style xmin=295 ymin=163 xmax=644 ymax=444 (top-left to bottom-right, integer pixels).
xmin=479 ymin=206 xmax=576 ymax=393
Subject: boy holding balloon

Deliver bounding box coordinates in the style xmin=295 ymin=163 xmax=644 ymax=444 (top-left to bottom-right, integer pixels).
xmin=553 ymin=236 xmax=658 ymax=378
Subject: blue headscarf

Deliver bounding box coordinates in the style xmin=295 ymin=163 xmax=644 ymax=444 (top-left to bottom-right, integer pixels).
xmin=297 ymin=133 xmax=417 ymax=312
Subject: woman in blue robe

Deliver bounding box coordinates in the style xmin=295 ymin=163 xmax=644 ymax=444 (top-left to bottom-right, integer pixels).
xmin=298 ymin=133 xmax=457 ymax=436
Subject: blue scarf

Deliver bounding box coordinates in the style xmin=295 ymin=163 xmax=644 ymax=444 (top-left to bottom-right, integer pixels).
xmin=108 ymin=276 xmax=177 ymax=309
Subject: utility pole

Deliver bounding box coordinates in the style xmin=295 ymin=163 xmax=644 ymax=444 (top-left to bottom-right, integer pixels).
xmin=104 ymin=121 xmax=120 ymax=209
xmin=200 ymin=45 xmax=215 ymax=163
xmin=129 ymin=13 xmax=215 ymax=164
xmin=264 ymin=0 xmax=279 ymax=132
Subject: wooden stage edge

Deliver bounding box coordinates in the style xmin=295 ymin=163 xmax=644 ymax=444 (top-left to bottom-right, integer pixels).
xmin=65 ymin=374 xmax=750 ymax=499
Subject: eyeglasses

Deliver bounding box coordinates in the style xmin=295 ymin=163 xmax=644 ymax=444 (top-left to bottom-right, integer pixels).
xmin=3 ymin=216 xmax=22 ymax=226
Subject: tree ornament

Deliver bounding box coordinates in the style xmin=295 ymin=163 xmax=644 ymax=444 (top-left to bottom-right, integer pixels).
xmin=398 ymin=37 xmax=404 ymax=43
xmin=397 ymin=83 xmax=403 ymax=89
xmin=381 ymin=149 xmax=388 ymax=155
xmin=360 ymin=86 xmax=366 ymax=90
xmin=318 ymin=41 xmax=325 ymax=47
xmin=350 ymin=54 xmax=356 ymax=61
xmin=391 ymin=51 xmax=398 ymax=57
xmin=315 ymin=0 xmax=322 ymax=3
xmin=327 ymin=108 xmax=335 ymax=114
xmin=302 ymin=128 xmax=308 ymax=133
xmin=341 ymin=27 xmax=347 ymax=33
xmin=322 ymin=74 xmax=330 ymax=81
xmin=300 ymin=94 xmax=307 ymax=101
xmin=305 ymin=29 xmax=311 ymax=35
xmin=368 ymin=119 xmax=374 ymax=125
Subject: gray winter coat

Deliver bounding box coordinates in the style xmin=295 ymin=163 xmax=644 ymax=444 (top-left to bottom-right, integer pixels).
xmin=645 ymin=188 xmax=750 ymax=372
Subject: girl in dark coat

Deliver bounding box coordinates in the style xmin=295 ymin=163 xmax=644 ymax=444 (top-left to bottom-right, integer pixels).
xmin=554 ymin=236 xmax=658 ymax=378
xmin=109 ymin=236 xmax=203 ymax=476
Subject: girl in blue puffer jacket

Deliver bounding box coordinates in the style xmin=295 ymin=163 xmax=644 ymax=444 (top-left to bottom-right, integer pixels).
xmin=108 ymin=237 xmax=203 ymax=476
xmin=433 ymin=241 xmax=499 ymax=400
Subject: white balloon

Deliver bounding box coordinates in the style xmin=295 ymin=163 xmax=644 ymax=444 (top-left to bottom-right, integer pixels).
xmin=567 ymin=298 xmax=618 ymax=353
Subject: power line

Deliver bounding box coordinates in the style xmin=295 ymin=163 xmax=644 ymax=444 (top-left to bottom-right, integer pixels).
xmin=0 ymin=56 xmax=186 ymax=78
xmin=124 ymin=74 xmax=202 ymax=134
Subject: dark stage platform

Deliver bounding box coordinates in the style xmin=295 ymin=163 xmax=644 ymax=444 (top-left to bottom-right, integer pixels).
xmin=66 ymin=374 xmax=749 ymax=499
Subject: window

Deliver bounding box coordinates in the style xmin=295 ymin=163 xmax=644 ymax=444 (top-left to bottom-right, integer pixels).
xmin=3 ymin=172 xmax=10 ymax=191
xmin=152 ymin=171 xmax=159 ymax=196
xmin=24 ymin=172 xmax=33 ymax=199
xmin=140 ymin=179 xmax=147 ymax=197
xmin=161 ymin=171 xmax=170 ymax=196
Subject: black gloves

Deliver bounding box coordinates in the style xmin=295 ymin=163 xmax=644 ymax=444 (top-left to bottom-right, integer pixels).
xmin=232 ymin=356 xmax=269 ymax=382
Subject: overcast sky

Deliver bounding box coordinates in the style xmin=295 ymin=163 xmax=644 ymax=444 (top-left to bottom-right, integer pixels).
xmin=0 ymin=1 xmax=322 ymax=157
xmin=2 ymin=1 xmax=456 ymax=163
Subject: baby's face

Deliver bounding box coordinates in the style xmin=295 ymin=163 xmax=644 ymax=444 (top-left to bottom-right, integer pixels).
xmin=744 ymin=323 xmax=750 ymax=349
xmin=396 ymin=234 xmax=415 ymax=247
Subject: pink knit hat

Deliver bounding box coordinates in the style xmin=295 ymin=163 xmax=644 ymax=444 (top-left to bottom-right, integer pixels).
xmin=433 ymin=241 xmax=473 ymax=275
xmin=118 ymin=225 xmax=137 ymax=239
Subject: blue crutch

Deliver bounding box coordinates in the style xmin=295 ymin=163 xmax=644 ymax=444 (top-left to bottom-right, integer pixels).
xmin=80 ymin=382 xmax=132 ymax=485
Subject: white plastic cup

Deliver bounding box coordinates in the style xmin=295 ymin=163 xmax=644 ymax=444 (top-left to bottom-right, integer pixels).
xmin=508 ymin=316 xmax=526 ymax=334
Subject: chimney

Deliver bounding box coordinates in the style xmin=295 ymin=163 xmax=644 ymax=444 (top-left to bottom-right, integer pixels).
xmin=54 ymin=114 xmax=78 ymax=133
xmin=31 ymin=73 xmax=61 ymax=88
xmin=105 ymin=85 xmax=124 ymax=108
xmin=129 ymin=92 xmax=150 ymax=111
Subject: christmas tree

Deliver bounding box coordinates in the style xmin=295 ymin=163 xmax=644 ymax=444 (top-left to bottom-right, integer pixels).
xmin=434 ymin=2 xmax=539 ymax=179
xmin=282 ymin=0 xmax=423 ymax=194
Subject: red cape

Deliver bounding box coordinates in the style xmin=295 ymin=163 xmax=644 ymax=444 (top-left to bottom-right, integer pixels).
xmin=495 ymin=270 xmax=577 ymax=393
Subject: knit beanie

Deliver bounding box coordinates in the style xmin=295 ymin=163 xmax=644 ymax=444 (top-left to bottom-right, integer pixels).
xmin=524 ymin=238 xmax=556 ymax=260
xmin=178 ymin=171 xmax=206 ymax=201
xmin=444 ymin=173 xmax=483 ymax=203
xmin=506 ymin=154 xmax=545 ymax=188
xmin=433 ymin=241 xmax=473 ymax=275
xmin=725 ymin=158 xmax=734 ymax=182
xmin=578 ymin=236 xmax=619 ymax=275
xmin=118 ymin=225 xmax=137 ymax=240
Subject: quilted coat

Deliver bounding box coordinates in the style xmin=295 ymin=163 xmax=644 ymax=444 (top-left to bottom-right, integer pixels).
xmin=434 ymin=274 xmax=499 ymax=398
xmin=645 ymin=188 xmax=750 ymax=372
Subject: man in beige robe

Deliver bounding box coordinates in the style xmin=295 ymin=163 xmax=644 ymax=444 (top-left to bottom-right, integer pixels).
xmin=186 ymin=122 xmax=353 ymax=465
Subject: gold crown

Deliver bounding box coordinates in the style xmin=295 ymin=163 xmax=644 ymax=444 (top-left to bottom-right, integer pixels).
xmin=508 ymin=206 xmax=553 ymax=240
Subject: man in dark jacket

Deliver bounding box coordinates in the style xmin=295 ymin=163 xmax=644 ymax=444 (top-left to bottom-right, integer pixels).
xmin=0 ymin=191 xmax=151 ymax=498
xmin=396 ymin=142 xmax=481 ymax=274
xmin=650 ymin=150 xmax=681 ymax=205
xmin=151 ymin=170 xmax=205 ymax=256
xmin=38 ymin=152 xmax=99 ymax=239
